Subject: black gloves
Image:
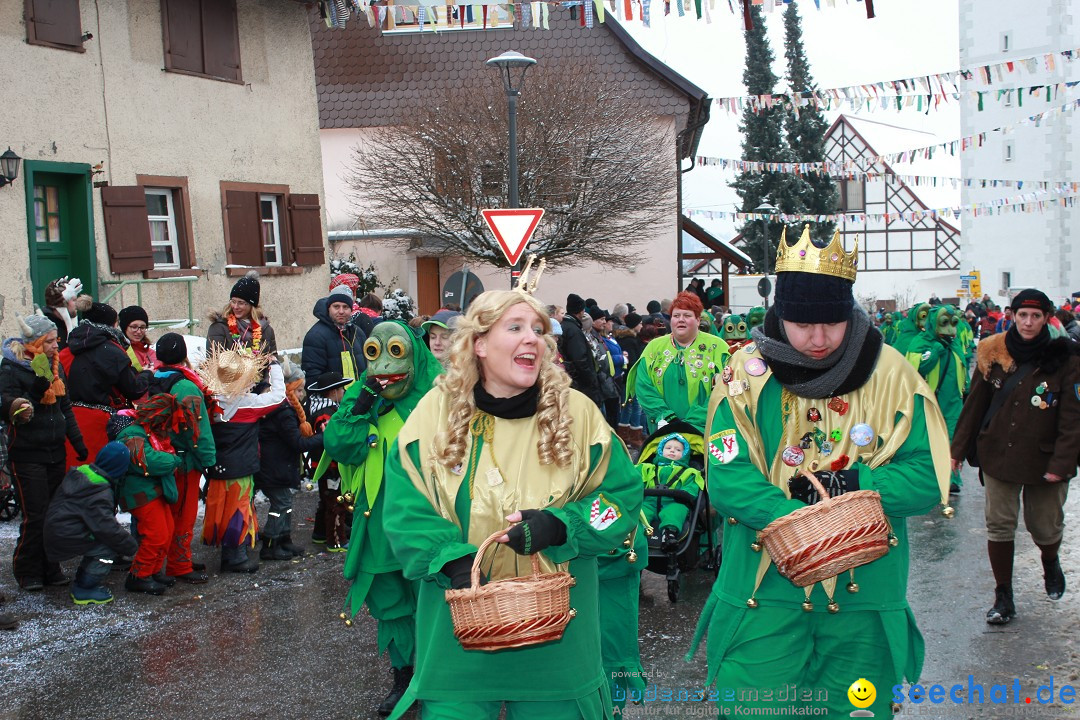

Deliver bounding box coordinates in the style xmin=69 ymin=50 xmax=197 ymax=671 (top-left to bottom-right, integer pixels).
xmin=787 ymin=470 xmax=859 ymax=506
xmin=504 ymin=510 xmax=567 ymax=555
xmin=441 ymin=555 xmax=483 ymax=590
xmin=660 ymin=527 xmax=680 ymax=553
xmin=352 ymin=377 xmax=383 ymax=416
xmin=74 ymin=442 xmax=89 ymax=462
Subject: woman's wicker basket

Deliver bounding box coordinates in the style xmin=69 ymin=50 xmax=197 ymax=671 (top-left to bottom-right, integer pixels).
xmin=445 ymin=527 xmax=577 ymax=652
xmin=758 ymin=470 xmax=890 ymax=587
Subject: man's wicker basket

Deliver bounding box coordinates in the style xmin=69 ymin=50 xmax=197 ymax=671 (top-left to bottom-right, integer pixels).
xmin=444 ymin=528 xmax=576 ymax=651
xmin=758 ymin=470 xmax=890 ymax=587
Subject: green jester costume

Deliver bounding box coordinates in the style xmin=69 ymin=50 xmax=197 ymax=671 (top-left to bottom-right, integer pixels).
xmin=323 ymin=321 xmax=441 ymax=716
xmin=627 ymin=329 xmax=728 ymax=435
xmin=690 ymin=227 xmax=951 ymax=718
xmin=906 ymin=305 xmax=968 ymax=490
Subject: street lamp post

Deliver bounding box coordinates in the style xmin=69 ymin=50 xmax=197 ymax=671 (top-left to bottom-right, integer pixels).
xmin=755 ymin=202 xmax=778 ymax=309
xmin=487 ymin=50 xmax=536 ymax=286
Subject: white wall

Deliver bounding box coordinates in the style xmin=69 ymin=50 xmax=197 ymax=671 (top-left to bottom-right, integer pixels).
xmin=958 ymin=0 xmax=1080 ymax=307
xmin=0 ymin=0 xmax=328 ymax=348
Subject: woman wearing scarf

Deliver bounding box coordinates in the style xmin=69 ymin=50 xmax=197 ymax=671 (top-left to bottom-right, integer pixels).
xmin=206 ymin=271 xmax=278 ymax=357
xmin=63 ymin=297 xmax=151 ymax=469
xmin=690 ymin=227 xmax=950 ymax=718
xmin=951 ymin=289 xmax=1080 ymax=626
xmin=378 ymin=290 xmax=641 ymax=720
xmin=627 ymin=291 xmax=728 ymax=435
xmin=120 ymin=305 xmax=157 ymax=371
xmin=0 ymin=314 xmax=86 ymax=590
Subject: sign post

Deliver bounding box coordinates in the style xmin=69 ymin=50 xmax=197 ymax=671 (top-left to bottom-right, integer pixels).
xmin=481 ymin=208 xmax=545 ymax=285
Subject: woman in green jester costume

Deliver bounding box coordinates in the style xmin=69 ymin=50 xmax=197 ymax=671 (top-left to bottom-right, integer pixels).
xmin=380 ymin=289 xmax=642 ymax=720
xmin=324 ymin=320 xmax=441 ymax=717
xmin=628 ymin=291 xmax=728 ymax=435
xmin=690 ymin=227 xmax=951 ymax=718
xmin=906 ymin=305 xmax=968 ymax=493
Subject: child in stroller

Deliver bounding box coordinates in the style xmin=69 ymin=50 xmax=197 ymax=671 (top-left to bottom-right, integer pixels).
xmin=637 ymin=422 xmax=719 ymax=602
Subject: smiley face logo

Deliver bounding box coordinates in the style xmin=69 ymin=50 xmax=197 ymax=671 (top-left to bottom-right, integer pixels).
xmin=848 ymin=678 xmax=876 ymax=713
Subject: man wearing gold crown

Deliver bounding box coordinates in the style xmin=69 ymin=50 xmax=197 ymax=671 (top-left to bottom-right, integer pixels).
xmin=689 ymin=226 xmax=951 ymax=718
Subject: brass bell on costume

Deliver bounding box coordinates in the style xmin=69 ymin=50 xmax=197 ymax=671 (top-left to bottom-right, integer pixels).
xmin=363 ymin=510 xmax=371 ymax=517
xmin=750 ymin=541 xmax=762 ymax=552
xmin=344 ymin=618 xmax=353 ymax=627
xmin=888 ymin=533 xmax=899 ymax=547
xmin=627 ymin=551 xmax=637 ymax=564
xmin=623 ymin=537 xmax=632 ymax=548
xmin=942 ymin=505 xmax=955 ymax=518
xmin=728 ymin=517 xmax=738 ymax=525
xmin=847 ymin=581 xmax=859 ymax=594
xmin=801 ymin=599 xmax=814 ymax=612
xmin=346 ymin=505 xmax=355 ymax=513
xmin=827 ymin=601 xmax=840 ymax=614
xmin=746 ymin=598 xmax=759 ymax=609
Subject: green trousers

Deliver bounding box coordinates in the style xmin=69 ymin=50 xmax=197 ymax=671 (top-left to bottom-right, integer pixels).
xmin=353 ymin=569 xmax=418 ymax=669
xmin=711 ymin=607 xmax=897 ymax=718
xmin=420 ymin=689 xmax=609 ymax=719
xmin=599 ymin=572 xmax=646 ymax=711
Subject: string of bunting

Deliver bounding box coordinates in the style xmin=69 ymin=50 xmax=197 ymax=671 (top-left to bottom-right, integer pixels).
xmin=686 ymin=192 xmax=1080 ymax=223
xmin=697 ymin=96 xmax=1080 ymax=172
xmin=716 ymin=49 xmax=1080 ymax=114
xmin=312 ymin=0 xmax=879 ymax=30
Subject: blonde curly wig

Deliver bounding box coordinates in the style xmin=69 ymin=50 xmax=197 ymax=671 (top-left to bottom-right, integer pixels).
xmin=433 ymin=290 xmax=573 ymax=471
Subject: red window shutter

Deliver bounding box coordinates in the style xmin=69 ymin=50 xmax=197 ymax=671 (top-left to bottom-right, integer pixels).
xmin=26 ymin=0 xmax=83 ymax=48
xmin=201 ymin=0 xmax=241 ymax=82
xmin=162 ymin=0 xmax=204 ymax=74
xmin=101 ymin=186 xmax=155 ymax=274
xmin=224 ymin=190 xmax=263 ymax=266
xmin=287 ymin=194 xmax=326 ymax=266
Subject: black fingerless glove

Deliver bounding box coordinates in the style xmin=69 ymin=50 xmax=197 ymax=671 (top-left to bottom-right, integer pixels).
xmin=787 ymin=470 xmax=859 ymax=505
xmin=352 ymin=377 xmax=383 ymax=416
xmin=441 ymin=555 xmax=482 ymax=590
xmin=504 ymin=510 xmax=567 ymax=555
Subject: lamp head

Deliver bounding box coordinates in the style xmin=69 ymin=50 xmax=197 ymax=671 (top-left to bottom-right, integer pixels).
xmin=0 ymin=148 xmax=21 ymax=188
xmin=486 ymin=51 xmax=537 ymax=92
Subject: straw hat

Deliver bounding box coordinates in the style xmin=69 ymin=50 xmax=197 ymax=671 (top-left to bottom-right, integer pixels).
xmin=198 ymin=345 xmax=269 ymax=398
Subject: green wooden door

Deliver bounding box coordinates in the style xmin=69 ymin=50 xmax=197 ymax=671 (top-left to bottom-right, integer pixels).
xmin=23 ymin=161 xmax=97 ymax=306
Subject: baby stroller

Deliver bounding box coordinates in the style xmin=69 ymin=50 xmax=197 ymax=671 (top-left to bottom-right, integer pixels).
xmin=638 ymin=420 xmax=720 ymax=602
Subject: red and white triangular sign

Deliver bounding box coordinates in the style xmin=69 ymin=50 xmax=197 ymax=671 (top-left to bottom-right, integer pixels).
xmin=482 ymin=208 xmax=544 ymax=266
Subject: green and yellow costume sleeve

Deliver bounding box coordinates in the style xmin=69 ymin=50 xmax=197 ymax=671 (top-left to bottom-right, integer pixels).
xmin=628 ymin=332 xmax=728 ymax=434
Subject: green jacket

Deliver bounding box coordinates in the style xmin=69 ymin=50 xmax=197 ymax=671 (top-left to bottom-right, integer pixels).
xmin=628 ymin=332 xmax=729 ymax=434
xmin=116 ymin=425 xmax=182 ymax=511
xmin=641 ymin=460 xmax=703 ymax=533
xmin=905 ymin=307 xmax=967 ymax=436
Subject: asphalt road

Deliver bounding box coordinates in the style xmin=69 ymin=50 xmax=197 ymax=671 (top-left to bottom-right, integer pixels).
xmin=0 ymin=465 xmax=1076 ymax=720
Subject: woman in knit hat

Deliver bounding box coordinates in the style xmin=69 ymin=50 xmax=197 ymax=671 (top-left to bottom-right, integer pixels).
xmin=119 ymin=305 xmax=156 ymax=372
xmin=0 ymin=313 xmax=87 ymax=590
xmin=63 ymin=296 xmax=151 ymax=469
xmin=206 ymin=271 xmax=278 ymax=357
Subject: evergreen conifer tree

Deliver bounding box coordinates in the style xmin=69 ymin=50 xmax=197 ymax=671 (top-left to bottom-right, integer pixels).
xmin=783 ymin=1 xmax=838 ymax=245
xmin=731 ymin=3 xmax=811 ymax=273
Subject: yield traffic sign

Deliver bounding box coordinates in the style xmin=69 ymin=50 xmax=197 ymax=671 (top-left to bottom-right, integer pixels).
xmin=482 ymin=208 xmax=544 ymax=266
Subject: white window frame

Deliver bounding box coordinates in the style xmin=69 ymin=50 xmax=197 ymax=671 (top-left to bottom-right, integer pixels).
xmin=145 ymin=187 xmax=180 ymax=269
xmin=259 ymin=193 xmax=283 ymax=267
xmin=1000 ymin=32 xmax=1011 ymax=53
xmin=1003 ymin=140 xmax=1015 ymax=163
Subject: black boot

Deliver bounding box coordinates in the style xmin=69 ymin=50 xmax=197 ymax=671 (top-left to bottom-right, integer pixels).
xmin=152 ymin=572 xmax=177 ymax=588
xmin=125 ymin=573 xmax=168 ymax=596
xmin=1043 ymin=556 xmax=1066 ymax=600
xmin=278 ymin=535 xmax=304 ymax=557
xmin=986 ymin=585 xmax=1016 ymax=625
xmin=221 ymin=546 xmax=260 ymax=574
xmin=377 ymin=666 xmax=413 ymax=717
xmin=260 ymin=538 xmax=292 ymax=561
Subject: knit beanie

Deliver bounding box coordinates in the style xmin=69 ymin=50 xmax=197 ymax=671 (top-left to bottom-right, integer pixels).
xmin=327 ymin=285 xmax=354 ymax=305
xmin=118 ymin=305 xmax=149 ymax=332
xmin=1010 ymin=288 xmax=1053 ymax=314
xmin=92 ymin=442 xmax=131 ymax=480
xmin=566 ymin=294 xmax=585 ymax=315
xmin=156 ymin=333 xmax=187 ymax=365
xmin=75 ymin=295 xmax=118 ymax=326
xmin=646 ymin=300 xmax=662 ymax=314
xmin=774 ymin=271 xmax=854 ymax=324
xmin=624 ymin=312 xmax=642 ymax=330
xmin=18 ymin=313 xmax=56 ymax=342
xmin=587 ymin=306 xmax=608 ymax=321
xmin=330 ymin=273 xmax=360 ymax=292
xmin=230 ymin=271 xmax=261 ymax=307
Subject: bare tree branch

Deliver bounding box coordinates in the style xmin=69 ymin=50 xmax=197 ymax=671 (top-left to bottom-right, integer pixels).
xmin=347 ymin=65 xmax=677 ymax=269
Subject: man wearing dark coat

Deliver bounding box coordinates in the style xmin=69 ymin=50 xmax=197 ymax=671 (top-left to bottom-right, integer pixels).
xmin=301 ymin=286 xmax=368 ymax=383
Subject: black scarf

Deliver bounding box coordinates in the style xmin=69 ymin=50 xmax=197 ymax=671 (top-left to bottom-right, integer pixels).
xmin=474 ymin=383 xmax=539 ymax=419
xmin=755 ymin=307 xmax=882 ymax=398
xmin=1004 ymin=324 xmax=1050 ymax=366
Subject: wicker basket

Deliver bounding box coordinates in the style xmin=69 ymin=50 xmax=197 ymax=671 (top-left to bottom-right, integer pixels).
xmin=445 ymin=527 xmax=577 ymax=652
xmin=759 ymin=470 xmax=890 ymax=587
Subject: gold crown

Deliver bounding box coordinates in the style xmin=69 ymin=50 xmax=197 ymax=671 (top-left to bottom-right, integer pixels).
xmin=774 ymin=225 xmax=858 ymax=282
